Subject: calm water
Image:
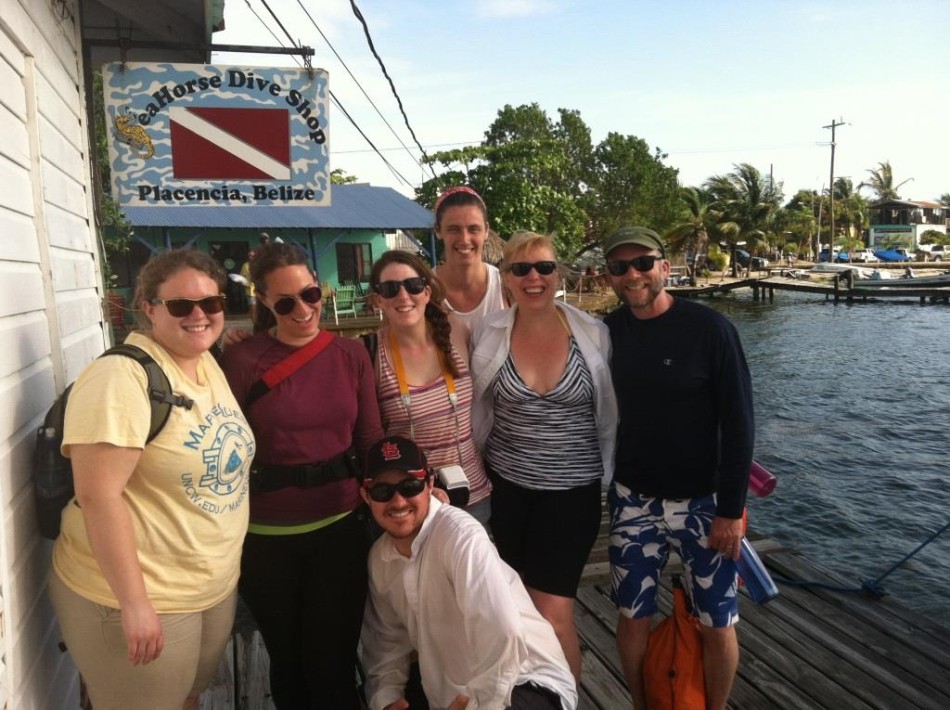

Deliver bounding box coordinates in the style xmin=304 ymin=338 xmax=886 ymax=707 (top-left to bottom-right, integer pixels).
xmin=703 ymin=292 xmax=950 ymax=627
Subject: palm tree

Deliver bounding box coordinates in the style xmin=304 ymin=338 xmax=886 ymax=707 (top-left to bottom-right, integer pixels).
xmin=665 ymin=187 xmax=720 ymax=284
xmin=938 ymin=193 xmax=950 ymax=209
xmin=831 ymin=178 xmax=870 ymax=253
xmin=858 ymin=161 xmax=913 ymax=201
xmin=704 ymin=163 xmax=783 ymax=276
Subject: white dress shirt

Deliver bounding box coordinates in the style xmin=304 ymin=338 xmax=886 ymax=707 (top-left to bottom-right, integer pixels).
xmin=361 ymin=499 xmax=577 ymax=710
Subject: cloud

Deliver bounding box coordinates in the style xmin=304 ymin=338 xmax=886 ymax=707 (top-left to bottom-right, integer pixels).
xmin=475 ymin=0 xmax=559 ymax=19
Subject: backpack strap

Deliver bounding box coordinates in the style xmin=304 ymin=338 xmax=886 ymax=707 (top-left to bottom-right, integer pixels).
xmin=359 ymin=331 xmax=380 ymax=381
xmin=103 ymin=344 xmax=194 ymax=442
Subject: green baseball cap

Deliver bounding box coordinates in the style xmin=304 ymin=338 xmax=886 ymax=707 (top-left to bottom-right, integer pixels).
xmin=603 ymin=226 xmax=666 ymax=258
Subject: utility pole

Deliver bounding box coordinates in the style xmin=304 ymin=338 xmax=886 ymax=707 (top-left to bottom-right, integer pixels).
xmin=823 ymin=118 xmax=846 ymax=257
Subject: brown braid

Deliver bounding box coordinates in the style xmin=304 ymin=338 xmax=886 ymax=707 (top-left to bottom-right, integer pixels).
xmin=425 ymin=301 xmax=461 ymax=378
xmin=369 ymin=251 xmax=461 ymax=378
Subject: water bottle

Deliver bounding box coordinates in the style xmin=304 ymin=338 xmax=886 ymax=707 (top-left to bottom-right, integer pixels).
xmin=736 ymin=537 xmax=779 ymax=605
xmin=748 ymin=460 xmax=777 ymax=497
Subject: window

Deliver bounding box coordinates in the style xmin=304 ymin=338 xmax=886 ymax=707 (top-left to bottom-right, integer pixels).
xmin=335 ymin=242 xmax=372 ymax=283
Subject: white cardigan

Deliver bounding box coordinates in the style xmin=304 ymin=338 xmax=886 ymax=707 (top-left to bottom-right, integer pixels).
xmin=470 ymin=301 xmax=618 ymax=486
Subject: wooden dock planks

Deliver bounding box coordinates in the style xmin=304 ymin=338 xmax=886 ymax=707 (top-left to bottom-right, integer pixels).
xmin=573 ymin=543 xmax=950 ymax=709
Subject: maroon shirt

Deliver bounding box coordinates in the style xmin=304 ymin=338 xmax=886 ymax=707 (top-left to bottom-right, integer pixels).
xmin=221 ymin=332 xmax=383 ymax=526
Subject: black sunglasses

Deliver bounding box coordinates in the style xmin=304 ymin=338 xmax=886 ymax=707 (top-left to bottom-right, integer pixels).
xmin=374 ymin=277 xmax=427 ymax=299
xmin=606 ymin=255 xmax=663 ymax=276
xmin=509 ymin=261 xmax=557 ymax=277
xmin=151 ymin=295 xmax=227 ymax=317
xmin=364 ymin=476 xmax=427 ymax=503
xmin=272 ymin=286 xmax=322 ymax=315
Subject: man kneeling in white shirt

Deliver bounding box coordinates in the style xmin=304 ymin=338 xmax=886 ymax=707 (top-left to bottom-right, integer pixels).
xmin=360 ymin=436 xmax=577 ymax=710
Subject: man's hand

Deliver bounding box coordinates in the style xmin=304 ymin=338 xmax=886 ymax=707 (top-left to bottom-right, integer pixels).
xmin=449 ymin=695 xmax=470 ymax=709
xmin=383 ymin=700 xmax=409 ymax=710
xmin=707 ymin=515 xmax=744 ymax=561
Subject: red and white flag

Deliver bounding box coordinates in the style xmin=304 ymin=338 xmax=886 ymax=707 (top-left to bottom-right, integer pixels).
xmin=170 ymin=106 xmax=291 ymax=180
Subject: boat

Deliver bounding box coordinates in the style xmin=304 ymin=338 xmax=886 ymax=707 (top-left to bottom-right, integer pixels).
xmin=851 ymin=271 xmax=950 ymax=289
xmin=807 ymin=264 xmax=894 ymax=280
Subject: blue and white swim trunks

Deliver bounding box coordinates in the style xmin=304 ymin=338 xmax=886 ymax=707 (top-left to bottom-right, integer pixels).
xmin=608 ymin=482 xmax=739 ymax=628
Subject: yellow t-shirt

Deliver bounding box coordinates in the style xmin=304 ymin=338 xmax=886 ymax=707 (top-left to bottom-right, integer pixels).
xmin=52 ymin=332 xmax=254 ymax=613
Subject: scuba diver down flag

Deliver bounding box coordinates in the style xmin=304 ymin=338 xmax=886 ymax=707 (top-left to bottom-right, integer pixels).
xmin=170 ymin=106 xmax=292 ymax=180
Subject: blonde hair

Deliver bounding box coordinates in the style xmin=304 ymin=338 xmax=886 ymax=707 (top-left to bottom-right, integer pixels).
xmin=501 ymin=231 xmax=557 ymax=271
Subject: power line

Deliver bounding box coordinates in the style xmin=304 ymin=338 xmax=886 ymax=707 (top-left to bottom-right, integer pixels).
xmin=243 ymin=0 xmax=290 ymax=50
xmin=295 ymin=0 xmax=435 ymax=180
xmin=334 ymin=140 xmax=483 ymax=155
xmin=347 ymin=0 xmax=432 ymax=171
xmin=256 ymin=0 xmax=415 ymax=188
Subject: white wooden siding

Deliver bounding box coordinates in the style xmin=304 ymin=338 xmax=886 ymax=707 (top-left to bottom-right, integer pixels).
xmin=0 ymin=0 xmax=104 ymax=707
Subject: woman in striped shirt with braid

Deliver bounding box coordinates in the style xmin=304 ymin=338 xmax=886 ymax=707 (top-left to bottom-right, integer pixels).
xmin=367 ymin=250 xmax=492 ymax=525
xmin=470 ymin=231 xmax=618 ymax=684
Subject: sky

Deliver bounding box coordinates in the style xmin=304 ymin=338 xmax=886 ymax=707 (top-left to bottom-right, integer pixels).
xmin=212 ymin=0 xmax=949 ymax=204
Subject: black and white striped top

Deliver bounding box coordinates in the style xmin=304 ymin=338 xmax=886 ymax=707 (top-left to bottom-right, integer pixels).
xmin=485 ymin=338 xmax=603 ymax=490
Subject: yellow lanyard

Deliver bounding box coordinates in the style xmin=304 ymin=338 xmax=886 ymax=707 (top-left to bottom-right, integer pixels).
xmin=388 ymin=332 xmax=462 ymax=456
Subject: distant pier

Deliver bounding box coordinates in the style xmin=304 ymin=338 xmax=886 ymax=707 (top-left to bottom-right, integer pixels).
xmin=669 ymin=273 xmax=950 ymax=305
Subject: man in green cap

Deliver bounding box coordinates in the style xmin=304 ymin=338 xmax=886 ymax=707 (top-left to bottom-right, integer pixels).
xmin=601 ymin=226 xmax=755 ymax=710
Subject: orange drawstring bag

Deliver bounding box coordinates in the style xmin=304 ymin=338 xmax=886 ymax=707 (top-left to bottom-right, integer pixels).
xmin=643 ymin=575 xmax=706 ymax=709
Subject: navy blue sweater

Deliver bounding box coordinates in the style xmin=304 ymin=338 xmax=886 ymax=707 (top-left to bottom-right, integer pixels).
xmin=604 ymin=298 xmax=754 ymax=518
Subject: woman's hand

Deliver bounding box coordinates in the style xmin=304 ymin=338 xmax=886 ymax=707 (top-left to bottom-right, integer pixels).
xmin=221 ymin=327 xmax=251 ymax=349
xmin=121 ymin=599 xmax=164 ymax=665
xmin=432 ymin=487 xmax=451 ymax=505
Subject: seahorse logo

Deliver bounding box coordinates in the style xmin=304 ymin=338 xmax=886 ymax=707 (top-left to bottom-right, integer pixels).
xmin=113 ymin=110 xmax=155 ymax=159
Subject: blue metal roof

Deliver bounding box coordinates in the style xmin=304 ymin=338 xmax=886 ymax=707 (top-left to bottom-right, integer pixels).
xmin=121 ymin=184 xmax=433 ymax=230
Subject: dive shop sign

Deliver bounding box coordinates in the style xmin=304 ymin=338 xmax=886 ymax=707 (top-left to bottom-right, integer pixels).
xmin=101 ymin=63 xmax=331 ymax=207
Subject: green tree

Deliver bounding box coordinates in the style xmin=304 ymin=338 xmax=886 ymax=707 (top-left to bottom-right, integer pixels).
xmin=418 ymin=104 xmax=589 ymax=257
xmin=920 ymin=229 xmax=947 ymax=245
xmin=784 ymin=189 xmax=821 ymax=257
xmin=831 ymin=178 xmax=869 ymax=252
xmin=417 ymin=104 xmax=681 ymax=259
xmin=937 ymin=193 xmax=950 ymax=208
xmin=705 ymin=163 xmax=783 ymax=275
xmin=331 ymin=168 xmax=359 ymax=184
xmin=587 ymin=133 xmax=681 ymax=242
xmin=858 ymin=160 xmax=912 ymax=201
xmin=92 ymin=71 xmax=133 ymax=281
xmin=665 ymin=187 xmax=720 ymax=284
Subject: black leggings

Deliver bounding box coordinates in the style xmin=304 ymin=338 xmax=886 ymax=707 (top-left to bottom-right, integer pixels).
xmin=239 ymin=512 xmax=370 ymax=709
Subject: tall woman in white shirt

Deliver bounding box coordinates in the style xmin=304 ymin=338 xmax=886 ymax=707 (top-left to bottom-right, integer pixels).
xmin=433 ymin=186 xmax=507 ymax=331
xmin=471 ymin=232 xmax=617 ymax=682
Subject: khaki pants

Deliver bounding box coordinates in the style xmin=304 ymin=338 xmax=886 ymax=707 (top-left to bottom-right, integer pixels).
xmin=49 ymin=572 xmax=236 ymax=710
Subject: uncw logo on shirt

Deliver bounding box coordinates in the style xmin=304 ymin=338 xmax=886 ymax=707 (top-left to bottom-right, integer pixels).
xmin=201 ymin=421 xmax=254 ymax=496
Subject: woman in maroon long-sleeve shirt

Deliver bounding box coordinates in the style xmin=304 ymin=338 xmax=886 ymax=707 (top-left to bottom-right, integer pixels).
xmin=221 ymin=243 xmax=383 ymax=709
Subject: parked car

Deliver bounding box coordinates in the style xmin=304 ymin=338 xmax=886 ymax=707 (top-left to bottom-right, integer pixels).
xmin=874 ymin=248 xmax=911 ymax=262
xmin=927 ymin=245 xmax=949 ymax=262
xmin=735 ymin=249 xmax=769 ymax=269
xmin=818 ymin=248 xmax=849 ymax=263
xmin=852 ymin=249 xmax=880 ymax=263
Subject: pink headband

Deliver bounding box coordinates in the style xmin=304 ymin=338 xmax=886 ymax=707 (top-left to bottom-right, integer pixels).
xmin=433 ymin=186 xmax=485 ymax=215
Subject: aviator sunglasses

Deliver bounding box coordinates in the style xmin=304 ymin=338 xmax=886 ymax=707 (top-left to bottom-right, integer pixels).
xmin=150 ymin=295 xmax=227 ymax=317
xmin=508 ymin=261 xmax=558 ymax=277
xmin=606 ymin=255 xmax=663 ymax=276
xmin=364 ymin=476 xmax=428 ymax=503
xmin=374 ymin=277 xmax=427 ymax=299
xmin=272 ymin=286 xmax=322 ymax=315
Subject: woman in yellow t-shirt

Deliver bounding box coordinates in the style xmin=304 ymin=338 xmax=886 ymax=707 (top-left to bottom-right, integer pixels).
xmin=50 ymin=249 xmax=254 ymax=710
